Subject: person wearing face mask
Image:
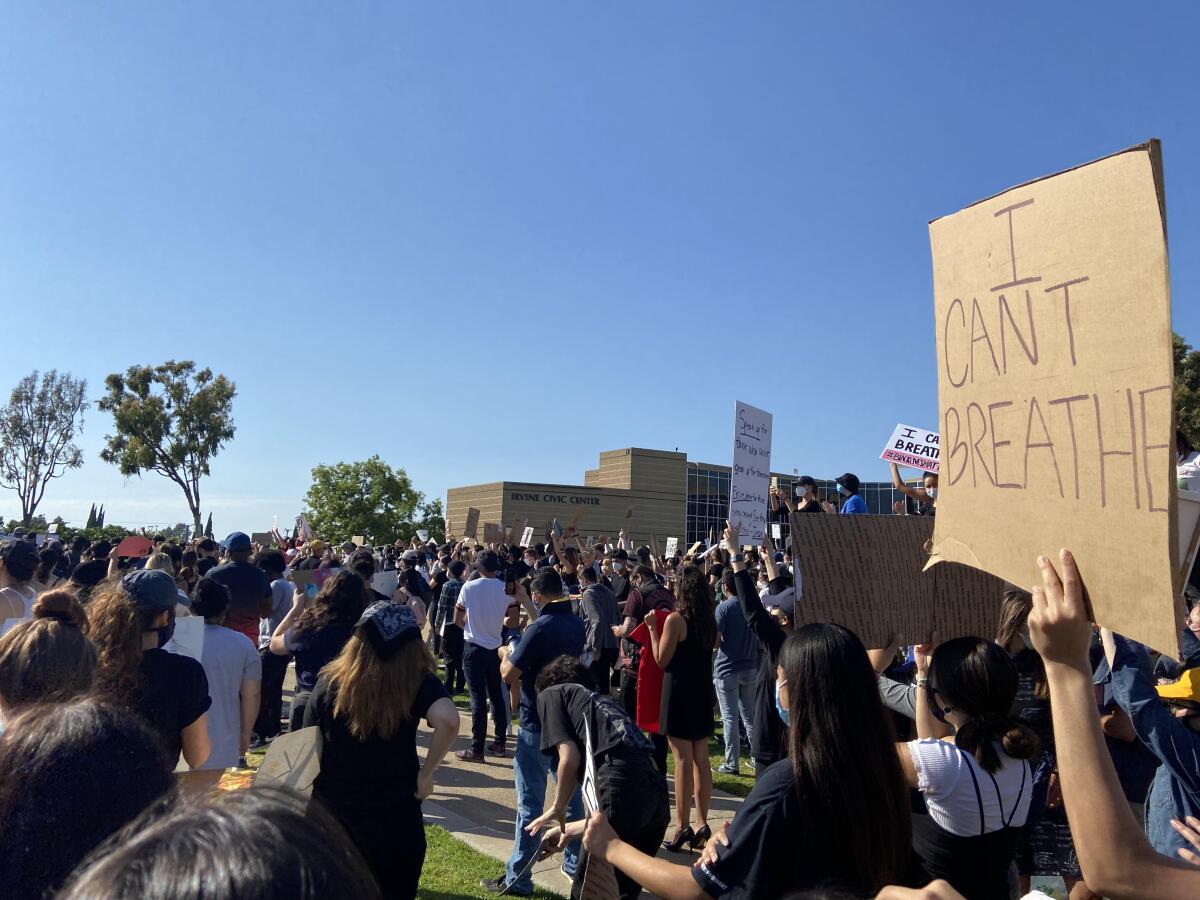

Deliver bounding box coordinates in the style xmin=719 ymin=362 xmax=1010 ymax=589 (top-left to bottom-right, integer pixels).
xmin=830 ymin=472 xmax=868 ymax=514
xmin=890 ymin=463 xmax=938 ymax=516
xmin=792 ymin=475 xmax=824 ymax=513
xmin=86 ymin=569 xmax=212 ymax=769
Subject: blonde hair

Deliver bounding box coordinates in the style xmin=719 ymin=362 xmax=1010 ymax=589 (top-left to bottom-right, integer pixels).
xmin=323 ymin=633 xmax=435 ymax=740
xmin=144 ymin=553 xmax=175 ymax=577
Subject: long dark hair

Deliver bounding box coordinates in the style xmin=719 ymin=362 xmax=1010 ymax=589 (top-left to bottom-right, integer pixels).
xmin=294 ymin=570 xmax=367 ymax=639
xmin=996 ymin=588 xmax=1047 ymax=701
xmin=781 ymin=624 xmax=911 ymax=895
xmin=673 ymin=565 xmax=716 ymax=650
xmin=928 ymin=636 xmax=1041 ymax=774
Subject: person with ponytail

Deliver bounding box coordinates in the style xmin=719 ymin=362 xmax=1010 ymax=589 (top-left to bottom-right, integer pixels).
xmin=0 ymin=589 xmax=96 ymax=720
xmin=192 ymin=577 xmax=261 ymax=769
xmin=583 ymin=623 xmax=914 ymax=898
xmin=87 ymin=569 xmax=212 ymax=768
xmin=897 ymin=635 xmax=1040 ymax=899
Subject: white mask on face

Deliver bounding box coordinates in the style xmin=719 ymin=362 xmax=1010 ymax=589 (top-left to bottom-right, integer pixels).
xmin=927 ymin=488 xmax=938 ymax=501
xmin=613 ymin=561 xmax=624 ymax=571
xmin=795 ymin=486 xmax=808 ymax=497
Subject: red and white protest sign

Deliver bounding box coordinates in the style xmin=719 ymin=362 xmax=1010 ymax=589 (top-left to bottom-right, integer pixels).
xmin=879 ymin=423 xmax=940 ymax=474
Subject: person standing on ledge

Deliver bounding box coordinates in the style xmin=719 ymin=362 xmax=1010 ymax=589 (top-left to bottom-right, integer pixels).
xmin=824 ymin=473 xmax=867 ymax=514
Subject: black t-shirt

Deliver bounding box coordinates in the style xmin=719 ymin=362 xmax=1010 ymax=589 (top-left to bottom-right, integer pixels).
xmin=538 ymin=683 xmax=656 ymax=773
xmin=285 ymin=622 xmax=355 ymax=692
xmin=135 ymin=649 xmax=212 ymax=764
xmin=306 ymin=671 xmax=450 ymax=810
xmin=691 ymin=759 xmax=834 ymax=898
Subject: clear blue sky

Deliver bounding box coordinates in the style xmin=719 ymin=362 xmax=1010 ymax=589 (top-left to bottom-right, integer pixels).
xmin=2 ymin=3 xmax=1198 ymax=533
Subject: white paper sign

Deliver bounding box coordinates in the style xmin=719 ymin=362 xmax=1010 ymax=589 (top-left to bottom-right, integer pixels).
xmin=879 ymin=423 xmax=940 ymax=474
xmin=520 ymin=526 xmax=534 ymax=547
xmin=729 ymin=401 xmax=773 ymax=545
xmin=165 ymin=616 xmax=206 ymax=662
xmin=664 ymin=537 xmax=678 ymax=557
xmin=416 ymin=529 xmax=429 ymax=542
xmin=770 ymin=523 xmax=782 ymax=540
xmin=371 ymin=570 xmax=399 ymax=598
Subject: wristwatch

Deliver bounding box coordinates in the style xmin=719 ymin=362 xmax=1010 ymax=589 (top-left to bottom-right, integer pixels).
xmin=730 ymin=553 xmax=744 ymax=563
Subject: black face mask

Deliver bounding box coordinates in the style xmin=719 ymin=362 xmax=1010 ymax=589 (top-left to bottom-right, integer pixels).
xmin=156 ymin=612 xmax=177 ymax=649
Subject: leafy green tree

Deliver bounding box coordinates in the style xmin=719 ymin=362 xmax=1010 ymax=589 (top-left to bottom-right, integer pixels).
xmin=1176 ymin=332 xmax=1200 ymax=446
xmin=304 ymin=456 xmax=423 ymax=544
xmin=0 ymin=370 xmax=88 ymax=526
xmin=403 ymin=498 xmax=446 ymax=545
xmin=98 ymin=361 xmax=236 ymax=535
xmin=5 ymin=514 xmax=48 ymax=533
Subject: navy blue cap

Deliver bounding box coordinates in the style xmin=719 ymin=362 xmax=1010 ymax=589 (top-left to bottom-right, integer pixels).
xmin=121 ymin=569 xmax=179 ymax=612
xmin=224 ymin=532 xmax=251 ymax=552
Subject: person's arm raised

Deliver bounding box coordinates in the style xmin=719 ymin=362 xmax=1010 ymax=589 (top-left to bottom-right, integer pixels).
xmin=1028 ymin=549 xmax=1200 ymax=899
xmin=890 ymin=462 xmax=924 ymax=501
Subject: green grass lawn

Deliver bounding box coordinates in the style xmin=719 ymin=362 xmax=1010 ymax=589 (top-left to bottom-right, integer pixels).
xmin=419 ymin=825 xmax=564 ymax=899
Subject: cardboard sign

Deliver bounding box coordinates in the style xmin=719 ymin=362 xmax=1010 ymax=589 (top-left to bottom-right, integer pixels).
xmin=352 ymin=535 xmax=366 ymax=547
xmin=880 ymin=424 xmax=941 ymax=474
xmin=254 ymin=726 xmax=323 ymax=798
xmin=463 ymin=507 xmax=480 ymax=539
xmin=928 ymin=141 xmax=1181 ymax=653
xmin=664 ymin=537 xmax=678 ymax=557
xmin=789 ymin=512 xmax=1006 ymax=647
xmin=728 ymin=401 xmax=773 ymax=545
xmin=251 ymin=532 xmax=274 ymax=547
xmin=520 ymin=526 xmax=534 ymax=547
xmin=483 ymin=522 xmax=499 ymax=545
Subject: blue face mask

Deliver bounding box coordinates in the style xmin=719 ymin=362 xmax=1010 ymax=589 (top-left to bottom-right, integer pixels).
xmin=837 ymin=484 xmax=848 ymax=496
xmin=775 ymin=680 xmax=790 ymax=726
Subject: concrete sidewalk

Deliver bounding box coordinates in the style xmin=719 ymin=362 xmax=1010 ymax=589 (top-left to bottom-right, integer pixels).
xmin=418 ymin=709 xmax=747 ymax=897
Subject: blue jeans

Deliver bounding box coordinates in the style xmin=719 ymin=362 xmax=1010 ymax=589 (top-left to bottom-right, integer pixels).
xmin=505 ymin=726 xmax=583 ymax=892
xmin=714 ymin=669 xmax=755 ymax=770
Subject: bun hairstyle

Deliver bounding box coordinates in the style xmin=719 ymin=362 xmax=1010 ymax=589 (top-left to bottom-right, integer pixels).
xmin=0 ymin=589 xmax=97 ymax=708
xmin=191 ymin=578 xmax=231 ymax=621
xmin=33 ymin=589 xmax=89 ymax=630
xmin=928 ymin=637 xmax=1041 ymax=774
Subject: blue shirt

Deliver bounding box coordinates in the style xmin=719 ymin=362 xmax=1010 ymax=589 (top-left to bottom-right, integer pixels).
xmin=1110 ymin=634 xmax=1200 ymax=859
xmin=840 ymin=493 xmax=868 ymax=514
xmin=508 ymin=600 xmax=585 ymax=731
xmin=714 ymin=597 xmax=756 ymax=677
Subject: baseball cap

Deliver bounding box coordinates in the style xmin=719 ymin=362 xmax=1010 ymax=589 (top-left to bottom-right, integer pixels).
xmin=1157 ymin=668 xmax=1200 ymax=706
xmin=224 ymin=532 xmax=252 ymax=553
xmin=835 ymin=473 xmax=861 ymax=493
xmin=401 ymin=549 xmax=421 ymax=564
xmin=611 ymin=549 xmax=629 ymax=562
xmin=121 ymin=569 xmax=179 ymax=612
xmin=765 ymin=585 xmax=796 ymax=618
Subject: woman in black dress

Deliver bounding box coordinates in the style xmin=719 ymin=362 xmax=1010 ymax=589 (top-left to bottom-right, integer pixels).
xmin=303 ymin=600 xmax=460 ymax=898
xmin=643 ymin=564 xmax=718 ymax=852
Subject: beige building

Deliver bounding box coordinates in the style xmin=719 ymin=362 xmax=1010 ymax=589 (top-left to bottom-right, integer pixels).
xmin=446 ymin=447 xmax=908 ymax=548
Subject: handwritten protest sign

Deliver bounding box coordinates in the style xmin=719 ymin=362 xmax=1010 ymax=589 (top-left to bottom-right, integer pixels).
xmin=463 ymin=507 xmax=480 ymax=540
xmin=664 ymin=537 xmax=678 ymax=557
xmin=880 ymin=424 xmax=940 ymax=474
xmin=927 ymin=141 xmax=1182 ymax=653
xmin=520 ymin=526 xmax=534 ymax=547
xmin=728 ymin=402 xmax=772 ymax=545
xmin=789 ymin=513 xmax=1006 ymax=647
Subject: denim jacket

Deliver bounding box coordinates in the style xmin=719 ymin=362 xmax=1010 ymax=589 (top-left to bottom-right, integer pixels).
xmin=1110 ymin=633 xmax=1200 ymax=859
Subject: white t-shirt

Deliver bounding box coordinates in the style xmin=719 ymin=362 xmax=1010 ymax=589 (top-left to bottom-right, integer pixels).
xmin=199 ymin=624 xmax=262 ymax=770
xmin=456 ymin=576 xmax=511 ymax=650
xmin=907 ymin=737 xmax=1032 ymax=837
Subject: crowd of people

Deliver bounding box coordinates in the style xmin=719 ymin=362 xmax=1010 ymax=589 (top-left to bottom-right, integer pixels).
xmin=0 ymin=438 xmax=1197 ymax=898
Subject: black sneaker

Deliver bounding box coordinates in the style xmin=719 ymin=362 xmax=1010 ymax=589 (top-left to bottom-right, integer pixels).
xmin=486 ymin=741 xmax=507 ymax=757
xmin=480 ymin=876 xmax=530 ymax=896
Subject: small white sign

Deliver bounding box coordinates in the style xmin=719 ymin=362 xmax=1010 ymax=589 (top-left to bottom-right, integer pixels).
xmin=520 ymin=526 xmax=534 ymax=547
xmin=664 ymin=537 xmax=678 ymax=557
xmin=770 ymin=523 xmax=782 ymax=540
xmin=880 ymin=423 xmax=940 ymax=474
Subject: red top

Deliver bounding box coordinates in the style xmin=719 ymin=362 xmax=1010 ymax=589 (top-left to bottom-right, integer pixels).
xmin=629 ymin=608 xmax=672 ymax=734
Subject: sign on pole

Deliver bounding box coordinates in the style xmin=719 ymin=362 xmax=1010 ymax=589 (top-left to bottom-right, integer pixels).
xmin=928 ymin=141 xmax=1182 ymax=654
xmin=880 ymin=424 xmax=940 ymax=474
xmin=728 ymin=401 xmax=773 ymax=546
